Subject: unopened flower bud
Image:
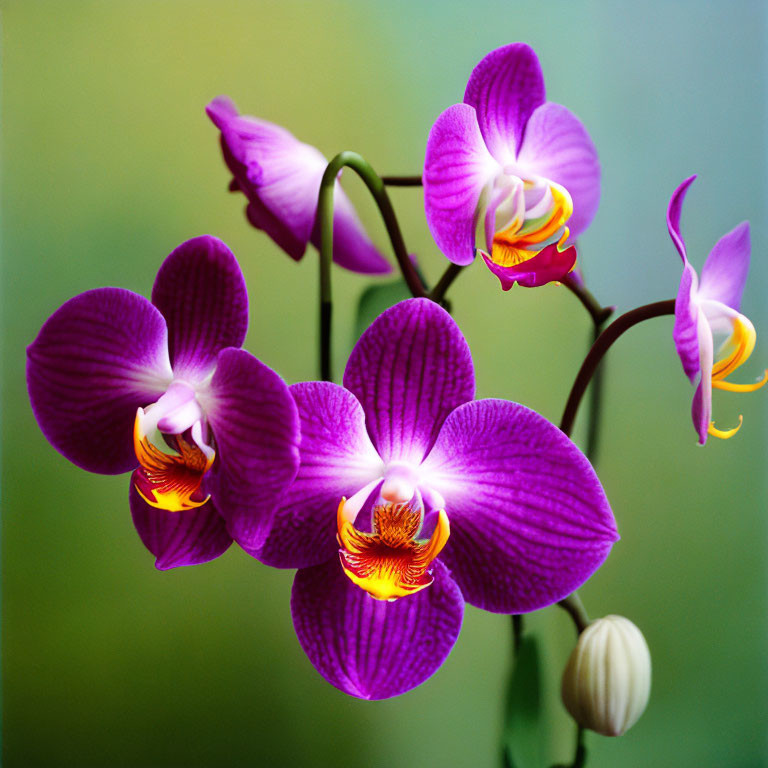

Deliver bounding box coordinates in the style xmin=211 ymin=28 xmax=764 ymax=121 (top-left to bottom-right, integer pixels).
xmin=561 ymin=615 xmax=651 ymax=737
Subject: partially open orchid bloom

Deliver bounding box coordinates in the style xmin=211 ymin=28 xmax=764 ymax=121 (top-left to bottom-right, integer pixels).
xmin=244 ymin=299 xmax=618 ymax=699
xmin=27 ymin=236 xmax=300 ymax=568
xmin=423 ymin=43 xmax=600 ymax=290
xmin=668 ymin=176 xmax=767 ymax=444
xmin=207 ymin=97 xmax=391 ymax=275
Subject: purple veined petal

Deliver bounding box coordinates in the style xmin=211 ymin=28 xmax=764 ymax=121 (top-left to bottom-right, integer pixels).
xmin=481 ymin=244 xmax=577 ymax=290
xmin=151 ymin=236 xmax=248 ymax=381
xmin=673 ymin=263 xmax=702 ymax=384
xmin=27 ymin=288 xmax=172 ymax=475
xmin=698 ymin=222 xmax=750 ymax=311
xmin=129 ymin=483 xmax=232 ymax=569
xmin=207 ymin=98 xmax=326 ymax=255
xmin=516 ymin=103 xmax=600 ymax=240
xmin=254 ymin=382 xmax=384 ymax=568
xmin=419 ymin=399 xmax=618 ymax=614
xmin=208 ymin=97 xmax=389 ymax=275
xmin=691 ymin=311 xmax=714 ymax=445
xmin=667 ymin=175 xmax=697 ymax=263
xmin=309 ymin=181 xmax=392 ymax=275
xmin=199 ymin=347 xmax=301 ymax=555
xmin=423 ymin=103 xmax=499 ymax=266
xmin=344 ymin=299 xmax=475 ymax=465
xmin=291 ymin=558 xmax=464 ymax=700
xmin=463 ymin=43 xmax=546 ymax=162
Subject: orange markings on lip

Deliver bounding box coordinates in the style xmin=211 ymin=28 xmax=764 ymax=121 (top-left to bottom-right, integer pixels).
xmin=132 ymin=413 xmax=214 ymax=512
xmin=336 ymin=498 xmax=449 ymax=602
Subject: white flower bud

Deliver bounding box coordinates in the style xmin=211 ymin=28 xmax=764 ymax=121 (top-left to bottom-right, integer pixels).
xmin=561 ymin=615 xmax=651 ymax=737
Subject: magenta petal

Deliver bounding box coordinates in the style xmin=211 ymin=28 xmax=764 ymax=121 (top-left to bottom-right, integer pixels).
xmin=129 ymin=483 xmax=231 ymax=569
xmin=423 ymin=103 xmax=497 ymax=265
xmin=674 ymin=263 xmax=702 ymax=384
xmin=698 ymin=222 xmax=751 ymax=311
xmin=151 ymin=236 xmax=248 ymax=380
xmin=463 ymin=43 xmax=546 ymax=161
xmin=667 ymin=175 xmax=697 ymax=263
xmin=203 ymin=348 xmax=301 ymax=554
xmin=517 ymin=103 xmax=600 ymax=239
xmin=208 ymin=98 xmax=389 ymax=275
xmin=254 ymin=382 xmax=383 ymax=568
xmin=27 ymin=288 xmax=172 ymax=475
xmin=309 ymin=182 xmax=391 ymax=275
xmin=691 ymin=311 xmax=714 ymax=445
xmin=420 ymin=399 xmax=618 ymax=614
xmin=482 ymin=244 xmax=577 ymax=290
xmin=344 ymin=299 xmax=475 ymax=464
xmin=291 ymin=558 xmax=464 ymax=699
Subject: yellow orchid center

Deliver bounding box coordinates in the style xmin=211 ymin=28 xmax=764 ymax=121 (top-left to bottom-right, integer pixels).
xmin=336 ymin=497 xmax=450 ymax=602
xmin=490 ymin=181 xmax=574 ymax=269
xmin=707 ymin=314 xmax=768 ymax=439
xmin=132 ymin=411 xmax=215 ymax=512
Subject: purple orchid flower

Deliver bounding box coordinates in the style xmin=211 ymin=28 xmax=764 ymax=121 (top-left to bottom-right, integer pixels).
xmin=423 ymin=43 xmax=600 ymax=290
xmin=668 ymin=176 xmax=767 ymax=444
xmin=27 ymin=236 xmax=300 ymax=568
xmin=207 ymin=96 xmax=391 ymax=276
xmin=241 ymin=298 xmax=618 ymax=699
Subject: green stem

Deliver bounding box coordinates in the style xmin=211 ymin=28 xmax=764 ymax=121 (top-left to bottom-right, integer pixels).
xmin=429 ymin=263 xmax=465 ymax=304
xmin=560 ymin=299 xmax=676 ymax=438
xmin=317 ymin=152 xmax=428 ymax=379
xmin=381 ymin=175 xmax=423 ymax=186
xmin=558 ymin=593 xmax=590 ymax=635
xmin=585 ymin=322 xmax=606 ymax=464
xmin=562 ymin=274 xmax=614 ymax=327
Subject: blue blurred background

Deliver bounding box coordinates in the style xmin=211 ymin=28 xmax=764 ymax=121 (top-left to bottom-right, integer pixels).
xmin=2 ymin=1 xmax=766 ymax=765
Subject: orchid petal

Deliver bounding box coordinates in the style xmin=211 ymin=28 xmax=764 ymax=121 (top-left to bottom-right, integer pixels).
xmin=692 ymin=311 xmax=714 ymax=445
xmin=27 ymin=288 xmax=172 ymax=475
xmin=463 ymin=42 xmax=546 ymax=162
xmin=420 ymin=399 xmax=618 ymax=613
xmin=254 ymin=382 xmax=383 ymax=568
xmin=667 ymin=175 xmax=697 ymax=263
xmin=344 ymin=299 xmax=475 ymax=465
xmin=698 ymin=222 xmax=751 ymax=311
xmin=129 ymin=483 xmax=231 ymax=569
xmin=516 ymin=103 xmax=600 ymax=239
xmin=202 ymin=348 xmax=301 ymax=554
xmin=423 ymin=103 xmax=498 ymax=266
xmin=207 ymin=98 xmax=389 ymax=274
xmin=151 ymin=236 xmax=248 ymax=381
xmin=482 ymin=243 xmax=577 ymax=290
xmin=291 ymin=558 xmax=463 ymax=700
xmin=673 ymin=263 xmax=702 ymax=384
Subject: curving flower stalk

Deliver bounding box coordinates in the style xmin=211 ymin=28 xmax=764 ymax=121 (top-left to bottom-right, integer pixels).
xmin=424 ymin=43 xmax=600 ymax=289
xmin=668 ymin=176 xmax=767 ymax=443
xmin=242 ymin=298 xmax=618 ymax=699
xmin=27 ymin=236 xmax=300 ymax=568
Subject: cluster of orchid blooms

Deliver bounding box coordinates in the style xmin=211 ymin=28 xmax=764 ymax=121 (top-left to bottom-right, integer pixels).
xmin=27 ymin=42 xmax=765 ymax=750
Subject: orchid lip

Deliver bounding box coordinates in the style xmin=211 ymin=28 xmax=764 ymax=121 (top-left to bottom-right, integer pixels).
xmin=336 ymin=497 xmax=450 ymax=602
xmin=132 ymin=394 xmax=216 ymax=512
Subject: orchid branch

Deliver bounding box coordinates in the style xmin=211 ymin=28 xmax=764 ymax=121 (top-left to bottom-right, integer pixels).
xmin=381 ymin=175 xmax=423 ymax=186
xmin=429 ymin=263 xmax=465 ymax=304
xmin=318 ymin=152 xmax=428 ymax=380
xmin=561 ymin=274 xmax=614 ymax=327
xmin=559 ymin=299 xmax=676 ymax=437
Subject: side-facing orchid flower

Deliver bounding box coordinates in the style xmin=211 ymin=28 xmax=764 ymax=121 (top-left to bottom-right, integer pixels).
xmin=423 ymin=43 xmax=600 ymax=290
xmin=668 ymin=176 xmax=767 ymax=444
xmin=207 ymin=97 xmax=391 ymax=276
xmin=240 ymin=298 xmax=618 ymax=699
xmin=27 ymin=236 xmax=300 ymax=568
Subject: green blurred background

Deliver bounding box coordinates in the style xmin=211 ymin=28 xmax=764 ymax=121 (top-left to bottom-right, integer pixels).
xmin=2 ymin=1 xmax=766 ymax=766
